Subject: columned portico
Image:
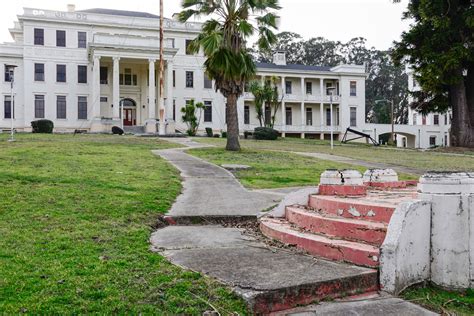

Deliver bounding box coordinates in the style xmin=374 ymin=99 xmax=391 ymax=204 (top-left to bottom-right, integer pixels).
xmin=146 ymin=59 xmax=157 ymax=134
xmin=92 ymin=56 xmax=101 ymax=118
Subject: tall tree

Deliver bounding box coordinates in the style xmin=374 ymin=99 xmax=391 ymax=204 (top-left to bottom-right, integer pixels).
xmin=179 ymin=0 xmax=280 ymax=151
xmin=392 ymin=0 xmax=474 ymax=147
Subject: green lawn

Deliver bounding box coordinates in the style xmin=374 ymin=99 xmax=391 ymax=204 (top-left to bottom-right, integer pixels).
xmin=194 ymin=137 xmax=474 ymax=173
xmin=190 ymin=147 xmax=371 ymax=189
xmin=0 ymin=134 xmax=247 ymax=314
xmin=402 ymin=284 xmax=474 ymax=315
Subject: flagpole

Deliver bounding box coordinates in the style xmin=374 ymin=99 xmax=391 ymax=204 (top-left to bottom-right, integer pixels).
xmin=158 ymin=0 xmax=166 ymax=135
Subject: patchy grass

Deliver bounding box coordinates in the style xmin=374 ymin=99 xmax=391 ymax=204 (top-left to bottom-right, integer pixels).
xmin=0 ymin=134 xmax=247 ymax=314
xmin=190 ymin=147 xmax=370 ymax=189
xmin=402 ymin=284 xmax=474 ymax=315
xmin=195 ymin=137 xmax=474 ymax=173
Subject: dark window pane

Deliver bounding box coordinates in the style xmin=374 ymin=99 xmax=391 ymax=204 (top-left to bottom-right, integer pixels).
xmin=56 ymin=64 xmax=66 ymax=82
xmin=350 ymin=107 xmax=357 ymax=127
xmin=34 ymin=63 xmax=44 ymax=81
xmin=264 ymin=106 xmax=271 ymax=125
xmin=100 ymin=67 xmax=108 ymax=84
xmin=173 ymin=70 xmax=176 ymax=87
xmin=350 ymin=81 xmax=357 ymax=96
xmin=35 ymin=95 xmax=45 ymax=118
xmin=285 ymin=81 xmax=292 ymax=94
xmin=78 ymin=65 xmax=87 ymax=83
xmin=186 ymin=71 xmax=193 ymax=88
xmin=78 ymin=32 xmax=87 ymax=48
xmin=433 ymin=114 xmax=439 ymax=125
xmin=4 ymin=96 xmax=13 ymax=119
xmin=185 ymin=39 xmax=193 ymax=55
xmin=286 ymin=107 xmax=292 ymax=125
xmin=244 ymin=105 xmax=250 ymax=124
xmin=56 ymin=30 xmax=66 ymax=47
xmin=78 ymin=96 xmax=88 ymax=119
xmin=204 ymin=101 xmax=212 ymax=122
xmin=306 ymin=82 xmax=312 ymax=94
xmin=56 ymin=95 xmax=67 ymax=119
xmin=4 ymin=65 xmax=15 ymax=82
xmin=326 ymin=108 xmax=331 ymax=126
xmin=306 ymin=108 xmax=312 ymax=125
xmin=34 ymin=28 xmax=44 ymax=45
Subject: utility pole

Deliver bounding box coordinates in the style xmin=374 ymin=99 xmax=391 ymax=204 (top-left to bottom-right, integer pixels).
xmin=158 ymin=0 xmax=166 ymax=135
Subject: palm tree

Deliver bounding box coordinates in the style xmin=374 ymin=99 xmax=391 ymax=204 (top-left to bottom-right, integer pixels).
xmin=249 ymin=81 xmax=266 ymax=127
xmin=179 ymin=0 xmax=280 ymax=151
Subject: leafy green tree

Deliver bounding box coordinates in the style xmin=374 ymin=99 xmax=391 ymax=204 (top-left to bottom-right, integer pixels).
xmin=181 ymin=100 xmax=204 ymax=136
xmin=392 ymin=0 xmax=474 ymax=147
xmin=249 ymin=81 xmax=266 ymax=127
xmin=265 ymin=76 xmax=282 ymax=128
xmin=179 ymin=0 xmax=280 ymax=151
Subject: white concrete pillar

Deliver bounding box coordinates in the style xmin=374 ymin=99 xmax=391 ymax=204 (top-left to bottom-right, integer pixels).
xmin=92 ymin=55 xmax=101 ymax=118
xmin=320 ymin=78 xmax=324 ymax=128
xmin=300 ymin=77 xmax=305 ymax=138
xmin=146 ymin=59 xmax=157 ymax=134
xmin=165 ymin=60 xmax=173 ymax=120
xmin=281 ymin=76 xmax=286 ymax=135
xmin=148 ymin=59 xmax=156 ymax=119
xmin=112 ymin=57 xmax=120 ymax=119
xmin=418 ymin=172 xmax=474 ymax=289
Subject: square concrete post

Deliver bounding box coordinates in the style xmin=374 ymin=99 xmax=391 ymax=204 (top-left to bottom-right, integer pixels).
xmin=418 ymin=172 xmax=474 ymax=289
xmin=281 ymin=76 xmax=286 ymax=137
xmin=300 ymin=77 xmax=305 ymax=139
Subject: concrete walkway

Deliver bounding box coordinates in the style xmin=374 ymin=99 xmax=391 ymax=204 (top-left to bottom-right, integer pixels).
xmin=153 ymin=138 xmax=280 ymax=219
xmin=151 ymin=137 xmax=435 ymax=314
xmin=292 ymin=151 xmax=424 ymax=176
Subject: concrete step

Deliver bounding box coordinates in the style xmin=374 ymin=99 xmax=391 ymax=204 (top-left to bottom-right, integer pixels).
xmin=260 ymin=218 xmax=380 ymax=268
xmin=308 ymin=195 xmax=396 ymax=224
xmin=286 ymin=206 xmax=387 ymax=246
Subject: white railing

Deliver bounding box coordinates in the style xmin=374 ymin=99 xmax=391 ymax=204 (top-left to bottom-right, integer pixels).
xmin=92 ymin=33 xmax=175 ymax=49
xmin=243 ymin=124 xmax=341 ymax=133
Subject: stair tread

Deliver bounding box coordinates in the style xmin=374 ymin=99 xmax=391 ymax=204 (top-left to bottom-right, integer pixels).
xmin=261 ymin=217 xmax=380 ymax=253
xmin=286 ymin=206 xmax=387 ymax=229
xmin=310 ymin=194 xmax=398 ymax=209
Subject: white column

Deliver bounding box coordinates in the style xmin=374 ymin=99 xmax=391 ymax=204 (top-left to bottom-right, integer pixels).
xmin=320 ymin=78 xmax=325 ymax=140
xmin=300 ymin=77 xmax=305 ymax=138
xmin=92 ymin=55 xmax=101 ymax=118
xmin=112 ymin=57 xmax=120 ymax=119
xmin=148 ymin=59 xmax=156 ymax=119
xmin=281 ymin=76 xmax=286 ymax=136
xmin=165 ymin=61 xmax=173 ymax=120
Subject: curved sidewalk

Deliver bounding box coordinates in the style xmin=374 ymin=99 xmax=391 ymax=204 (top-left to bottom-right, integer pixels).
xmin=152 ymin=139 xmax=280 ymax=219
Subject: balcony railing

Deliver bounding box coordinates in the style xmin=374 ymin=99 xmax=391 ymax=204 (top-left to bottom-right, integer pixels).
xmin=243 ymin=92 xmax=341 ymax=103
xmin=92 ymin=33 xmax=175 ymax=49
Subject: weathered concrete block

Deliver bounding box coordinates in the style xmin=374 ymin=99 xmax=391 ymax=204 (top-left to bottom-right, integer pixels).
xmin=418 ymin=172 xmax=474 ymax=290
xmin=320 ymin=169 xmax=363 ymax=186
xmin=363 ymin=169 xmax=399 ymax=183
xmin=380 ymin=201 xmax=431 ymax=294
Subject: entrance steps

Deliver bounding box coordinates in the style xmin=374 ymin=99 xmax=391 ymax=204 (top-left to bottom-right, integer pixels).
xmin=260 ymin=188 xmax=417 ymax=268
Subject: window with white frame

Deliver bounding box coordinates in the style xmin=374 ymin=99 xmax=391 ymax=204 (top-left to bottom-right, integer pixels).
xmin=285 ymin=81 xmax=292 ymax=94
xmin=350 ymin=107 xmax=357 ymax=127
xmin=306 ymin=82 xmax=312 ymax=95
xmin=204 ymin=101 xmax=212 ymax=122
xmin=4 ymin=95 xmax=13 ymax=119
xmin=244 ymin=105 xmax=250 ymax=124
xmin=34 ymin=63 xmax=45 ymax=82
xmin=34 ymin=28 xmax=44 ymax=45
xmin=120 ymin=68 xmax=137 ymax=86
xmin=56 ymin=95 xmax=67 ymax=119
xmin=185 ymin=71 xmax=194 ymax=88
xmin=78 ymin=31 xmax=87 ymax=48
xmin=56 ymin=30 xmax=66 ymax=47
xmin=78 ymin=96 xmax=88 ymax=120
xmin=56 ymin=64 xmax=66 ymax=83
xmin=204 ymin=74 xmax=212 ymax=89
xmin=433 ymin=114 xmax=439 ymax=125
xmin=306 ymin=107 xmax=312 ymax=125
xmin=350 ymin=81 xmax=357 ymax=96
xmin=34 ymin=95 xmax=45 ymax=118
xmin=286 ymin=107 xmax=292 ymax=125
xmin=78 ymin=65 xmax=88 ymax=84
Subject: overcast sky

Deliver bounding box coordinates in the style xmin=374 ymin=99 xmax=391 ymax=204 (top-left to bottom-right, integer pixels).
xmin=0 ymin=0 xmax=411 ymax=50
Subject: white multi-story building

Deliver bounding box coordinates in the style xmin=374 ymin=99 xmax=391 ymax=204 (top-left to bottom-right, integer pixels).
xmin=396 ymin=68 xmax=451 ymax=148
xmin=0 ymin=6 xmax=368 ymax=139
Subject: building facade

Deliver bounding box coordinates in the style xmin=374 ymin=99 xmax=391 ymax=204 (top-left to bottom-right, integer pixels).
xmin=0 ymin=6 xmax=368 ymax=139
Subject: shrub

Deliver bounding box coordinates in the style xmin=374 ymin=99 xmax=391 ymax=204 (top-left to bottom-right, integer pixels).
xmin=112 ymin=126 xmax=124 ymax=135
xmin=254 ymin=127 xmax=278 ymax=140
xmin=244 ymin=131 xmax=253 ymax=139
xmin=205 ymin=127 xmax=213 ymax=137
xmin=213 ymin=134 xmax=220 ymax=138
xmin=31 ymin=119 xmax=54 ymax=133
xmin=221 ymin=131 xmax=227 ymax=138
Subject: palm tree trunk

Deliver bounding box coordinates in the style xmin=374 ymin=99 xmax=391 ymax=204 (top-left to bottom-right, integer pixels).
xmin=226 ymin=94 xmax=241 ymax=151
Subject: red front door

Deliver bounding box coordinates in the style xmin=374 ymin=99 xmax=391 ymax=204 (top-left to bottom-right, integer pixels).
xmin=123 ymin=109 xmax=136 ymax=126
